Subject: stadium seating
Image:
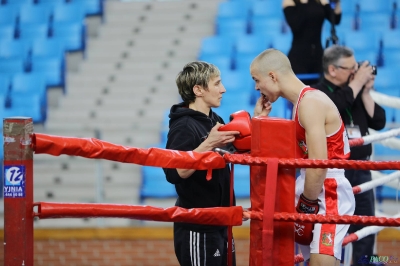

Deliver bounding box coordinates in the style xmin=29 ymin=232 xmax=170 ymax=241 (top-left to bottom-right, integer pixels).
xmin=0 ymin=25 xmax=15 ymax=40
xmin=198 ymin=35 xmax=235 ymax=59
xmin=19 ymin=4 xmax=53 ymax=25
xmin=18 ymin=22 xmax=50 ymax=41
xmin=51 ymin=21 xmax=86 ymax=53
xmin=0 ymin=5 xmax=19 ymax=27
xmin=198 ymin=54 xmax=232 ymax=72
xmin=216 ymin=17 xmax=248 ymax=37
xmin=140 ymin=166 xmax=177 ymax=203
xmin=53 ymin=2 xmax=86 ymax=24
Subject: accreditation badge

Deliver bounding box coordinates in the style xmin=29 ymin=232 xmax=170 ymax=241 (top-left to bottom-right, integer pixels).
xmin=345 ymin=125 xmax=362 ymax=139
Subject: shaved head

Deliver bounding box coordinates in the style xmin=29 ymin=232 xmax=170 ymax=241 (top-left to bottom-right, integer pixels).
xmin=251 ymin=49 xmax=293 ymax=75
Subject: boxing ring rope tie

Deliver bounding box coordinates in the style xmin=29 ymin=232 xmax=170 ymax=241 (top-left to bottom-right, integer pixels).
xmin=348 ymin=127 xmax=400 ymax=147
xmin=353 ymin=170 xmax=400 ymax=194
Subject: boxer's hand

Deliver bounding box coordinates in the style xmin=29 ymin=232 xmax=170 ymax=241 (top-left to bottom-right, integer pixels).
xmin=294 ymin=194 xmax=319 ymax=245
xmin=254 ymin=95 xmax=272 ymax=117
xmin=296 ymin=193 xmax=319 ymax=214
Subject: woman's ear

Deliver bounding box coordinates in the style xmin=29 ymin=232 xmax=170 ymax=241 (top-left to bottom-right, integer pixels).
xmin=193 ymin=85 xmax=203 ymax=97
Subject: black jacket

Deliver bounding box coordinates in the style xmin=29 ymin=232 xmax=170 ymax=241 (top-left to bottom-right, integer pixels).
xmin=313 ymin=78 xmax=386 ymax=159
xmin=163 ymin=102 xmax=235 ymax=232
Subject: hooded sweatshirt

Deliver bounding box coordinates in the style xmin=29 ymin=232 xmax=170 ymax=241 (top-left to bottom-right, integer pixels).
xmin=163 ymin=102 xmax=235 ymax=232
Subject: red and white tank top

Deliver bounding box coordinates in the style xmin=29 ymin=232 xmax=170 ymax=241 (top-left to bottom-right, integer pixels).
xmin=294 ymin=87 xmax=350 ymax=159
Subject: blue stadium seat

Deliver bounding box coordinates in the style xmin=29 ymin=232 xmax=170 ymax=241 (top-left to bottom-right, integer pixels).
xmin=270 ymin=33 xmax=293 ymax=55
xmin=216 ymin=18 xmax=248 ymax=37
xmin=250 ymin=17 xmax=286 ymax=36
xmin=235 ymin=34 xmax=269 ymax=58
xmin=0 ymin=75 xmax=10 ymax=96
xmin=53 ymin=2 xmax=86 ymax=23
xmin=31 ymin=56 xmax=65 ymax=90
xmin=343 ymin=31 xmax=380 ymax=53
xmin=250 ymin=0 xmax=284 ymax=20
xmin=353 ymin=50 xmax=378 ymax=66
xmin=18 ymin=22 xmax=50 ymax=41
xmin=11 ymin=73 xmax=47 ymax=103
xmin=336 ymin=14 xmax=357 ymax=33
xmin=198 ymin=54 xmax=233 ymax=72
xmin=382 ymin=50 xmax=400 ymax=68
xmin=198 ymin=35 xmax=235 ymax=58
xmin=233 ymin=164 xmax=250 ymax=198
xmin=19 ymin=4 xmax=53 ymax=24
xmin=357 ymin=0 xmax=392 ymax=14
xmin=0 ymin=5 xmax=19 ymax=27
xmin=32 ymin=38 xmax=65 ymax=59
xmin=221 ymin=91 xmax=252 ymax=108
xmin=382 ymin=29 xmax=400 ymax=53
xmin=0 ymin=58 xmax=25 ymax=78
xmin=36 ymin=0 xmax=67 ymax=7
xmin=341 ymin=0 xmax=357 ymax=15
xmin=0 ymin=25 xmax=15 ymax=41
xmin=31 ymin=38 xmax=66 ymax=90
xmin=379 ymin=185 xmax=400 ymax=200
xmin=1 ymin=0 xmax=34 ymax=5
xmin=216 ymin=1 xmax=249 ymax=20
xmin=140 ymin=166 xmax=177 ymax=202
xmin=359 ymin=13 xmax=391 ymax=32
xmin=9 ymin=93 xmax=46 ymax=123
xmin=0 ymin=39 xmax=31 ymax=62
xmin=234 ymin=53 xmax=259 ymax=71
xmin=51 ymin=21 xmax=86 ymax=53
xmin=373 ymin=142 xmax=400 ymax=160
xmin=220 ymin=69 xmax=253 ymax=92
xmin=73 ymin=0 xmax=104 ymax=20
xmin=374 ymin=68 xmax=400 ymax=94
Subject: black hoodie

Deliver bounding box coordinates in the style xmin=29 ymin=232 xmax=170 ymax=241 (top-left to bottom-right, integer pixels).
xmin=163 ymin=102 xmax=235 ymax=232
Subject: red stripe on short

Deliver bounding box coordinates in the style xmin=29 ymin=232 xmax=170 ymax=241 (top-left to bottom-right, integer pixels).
xmin=319 ymin=178 xmax=339 ymax=256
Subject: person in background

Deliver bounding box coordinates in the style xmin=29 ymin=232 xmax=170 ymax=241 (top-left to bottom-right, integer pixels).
xmin=283 ymin=0 xmax=342 ymax=85
xmin=312 ymin=45 xmax=386 ymax=266
xmin=163 ymin=61 xmax=239 ymax=266
xmin=251 ymin=48 xmax=355 ymax=266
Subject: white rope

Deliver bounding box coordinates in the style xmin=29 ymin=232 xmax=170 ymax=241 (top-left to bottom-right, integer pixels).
xmin=353 ymin=213 xmax=400 ymax=240
xmin=370 ymin=128 xmax=400 ymax=150
xmin=371 ymin=171 xmax=400 ymax=189
xmin=357 ymin=171 xmax=400 ymax=194
xmin=361 ymin=127 xmax=400 ymax=145
xmin=370 ymin=90 xmax=400 ymax=109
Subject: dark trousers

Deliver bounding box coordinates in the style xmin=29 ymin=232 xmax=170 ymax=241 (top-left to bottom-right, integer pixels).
xmin=345 ymin=169 xmax=376 ymax=266
xmin=174 ymin=224 xmax=236 ymax=266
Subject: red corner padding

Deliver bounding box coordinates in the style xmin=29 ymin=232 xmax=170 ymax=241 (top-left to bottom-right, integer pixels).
xmin=219 ymin=110 xmax=251 ymax=152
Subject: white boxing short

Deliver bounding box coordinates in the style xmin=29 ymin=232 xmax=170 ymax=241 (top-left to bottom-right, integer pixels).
xmin=295 ymin=168 xmax=355 ymax=261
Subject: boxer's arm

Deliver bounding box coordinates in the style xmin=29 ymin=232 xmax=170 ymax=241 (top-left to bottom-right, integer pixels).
xmin=299 ymin=96 xmax=328 ymax=200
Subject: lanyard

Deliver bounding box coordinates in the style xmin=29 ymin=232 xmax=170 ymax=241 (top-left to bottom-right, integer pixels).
xmin=327 ymin=85 xmax=354 ymax=125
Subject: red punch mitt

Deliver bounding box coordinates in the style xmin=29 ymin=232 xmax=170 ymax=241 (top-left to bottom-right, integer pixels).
xmin=294 ymin=193 xmax=319 ymax=246
xmin=219 ymin=110 xmax=251 ymax=152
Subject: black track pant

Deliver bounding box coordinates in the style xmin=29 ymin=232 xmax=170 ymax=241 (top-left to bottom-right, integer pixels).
xmin=174 ymin=225 xmax=236 ymax=266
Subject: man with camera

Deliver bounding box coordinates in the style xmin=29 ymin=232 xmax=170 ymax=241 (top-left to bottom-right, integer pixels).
xmin=312 ymin=45 xmax=386 ymax=266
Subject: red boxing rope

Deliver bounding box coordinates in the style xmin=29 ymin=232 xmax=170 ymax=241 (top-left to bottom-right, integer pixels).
xmin=34 ymin=202 xmax=244 ymax=226
xmin=272 ymin=212 xmax=400 ymax=227
xmin=224 ymin=154 xmax=400 ymax=170
xmin=32 ymin=133 xmax=226 ymax=170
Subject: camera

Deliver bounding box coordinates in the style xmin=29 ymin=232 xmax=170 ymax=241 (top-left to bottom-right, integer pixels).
xmin=358 ymin=61 xmax=377 ymax=75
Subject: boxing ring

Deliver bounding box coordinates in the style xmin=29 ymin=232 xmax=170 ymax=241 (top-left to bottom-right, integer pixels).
xmin=3 ymin=116 xmax=400 ymax=266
